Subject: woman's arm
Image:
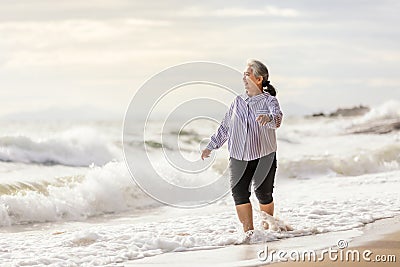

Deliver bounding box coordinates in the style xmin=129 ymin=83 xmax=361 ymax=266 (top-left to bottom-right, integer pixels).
xmin=205 ymin=101 xmax=234 ymax=150
xmin=202 ymin=99 xmax=234 ymax=160
xmin=259 ymin=97 xmax=283 ymax=129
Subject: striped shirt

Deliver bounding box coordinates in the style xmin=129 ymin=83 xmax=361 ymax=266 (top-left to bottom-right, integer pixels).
xmin=206 ymin=91 xmax=283 ymax=161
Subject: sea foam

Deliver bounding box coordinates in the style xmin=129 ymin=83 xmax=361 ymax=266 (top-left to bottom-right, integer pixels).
xmin=0 ymin=127 xmax=120 ymax=166
xmin=0 ymin=161 xmax=159 ymax=227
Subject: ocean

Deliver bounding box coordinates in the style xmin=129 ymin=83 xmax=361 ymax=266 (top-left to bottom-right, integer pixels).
xmin=0 ymin=100 xmax=399 ymax=266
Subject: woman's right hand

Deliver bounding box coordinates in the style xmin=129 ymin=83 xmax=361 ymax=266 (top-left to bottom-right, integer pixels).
xmin=201 ymin=148 xmax=211 ymax=160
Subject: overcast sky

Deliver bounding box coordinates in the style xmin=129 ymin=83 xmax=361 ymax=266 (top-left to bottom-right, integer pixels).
xmin=0 ymin=0 xmax=399 ymax=119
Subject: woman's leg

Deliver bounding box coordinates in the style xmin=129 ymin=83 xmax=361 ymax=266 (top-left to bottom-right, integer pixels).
xmin=254 ymin=153 xmax=277 ymax=217
xmin=257 ymin=159 xmax=275 ymax=229
xmin=229 ymin=158 xmax=259 ymax=232
xmin=259 ymin=201 xmax=274 ymax=216
xmin=235 ymin=203 xmax=254 ymax=232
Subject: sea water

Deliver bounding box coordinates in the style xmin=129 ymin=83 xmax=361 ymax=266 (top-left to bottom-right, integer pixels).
xmin=0 ymin=101 xmax=399 ymax=266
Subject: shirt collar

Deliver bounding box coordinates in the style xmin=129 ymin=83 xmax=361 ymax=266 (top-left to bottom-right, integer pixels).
xmin=239 ymin=91 xmax=269 ymax=102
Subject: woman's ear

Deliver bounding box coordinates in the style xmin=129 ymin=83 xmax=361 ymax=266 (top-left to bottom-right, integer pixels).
xmin=256 ymin=76 xmax=263 ymax=85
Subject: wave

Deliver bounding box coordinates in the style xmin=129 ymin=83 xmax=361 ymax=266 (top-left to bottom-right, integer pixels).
xmin=0 ymin=127 xmax=120 ymax=166
xmin=346 ymin=100 xmax=400 ymax=134
xmin=278 ymin=143 xmax=400 ymax=178
xmin=354 ymin=100 xmax=400 ymax=124
xmin=0 ymin=145 xmax=398 ymax=226
xmin=0 ymin=161 xmax=160 ymax=227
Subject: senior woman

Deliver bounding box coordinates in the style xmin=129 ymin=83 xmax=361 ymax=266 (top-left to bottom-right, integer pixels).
xmin=201 ymin=59 xmax=283 ymax=235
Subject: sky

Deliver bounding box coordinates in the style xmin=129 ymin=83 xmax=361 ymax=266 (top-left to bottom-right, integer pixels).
xmin=0 ymin=0 xmax=399 ymax=119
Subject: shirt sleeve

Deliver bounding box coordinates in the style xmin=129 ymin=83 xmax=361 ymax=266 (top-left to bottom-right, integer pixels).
xmin=263 ymin=97 xmax=283 ymax=129
xmin=206 ymin=100 xmax=234 ymax=150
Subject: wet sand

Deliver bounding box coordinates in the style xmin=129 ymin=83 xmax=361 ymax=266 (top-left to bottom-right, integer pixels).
xmin=126 ymin=216 xmax=400 ymax=266
xmin=269 ymin=230 xmax=400 ymax=266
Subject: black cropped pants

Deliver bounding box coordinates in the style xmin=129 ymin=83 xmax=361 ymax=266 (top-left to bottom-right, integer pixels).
xmin=229 ymin=152 xmax=277 ymax=206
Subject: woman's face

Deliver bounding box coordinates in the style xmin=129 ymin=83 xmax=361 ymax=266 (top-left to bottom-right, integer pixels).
xmin=243 ymin=65 xmax=263 ymax=95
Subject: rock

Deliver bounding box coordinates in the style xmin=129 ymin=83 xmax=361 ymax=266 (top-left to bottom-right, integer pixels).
xmin=308 ymin=105 xmax=370 ymax=118
xmin=329 ymin=105 xmax=370 ymax=117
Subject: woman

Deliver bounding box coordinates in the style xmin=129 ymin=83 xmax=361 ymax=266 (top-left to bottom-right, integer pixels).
xmin=201 ymin=59 xmax=283 ymax=235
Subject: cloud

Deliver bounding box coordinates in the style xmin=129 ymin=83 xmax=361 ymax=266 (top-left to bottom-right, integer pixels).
xmin=0 ymin=18 xmax=171 ymax=45
xmin=366 ymin=78 xmax=400 ymax=87
xmin=177 ymin=5 xmax=300 ymax=18
xmin=0 ymin=0 xmax=398 ymax=117
xmin=0 ymin=18 xmax=177 ymax=68
xmin=3 ymin=49 xmax=198 ymax=68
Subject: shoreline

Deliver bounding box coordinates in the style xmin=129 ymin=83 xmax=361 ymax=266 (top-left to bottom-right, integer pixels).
xmin=268 ymin=215 xmax=400 ymax=266
xmin=126 ymin=215 xmax=400 ymax=266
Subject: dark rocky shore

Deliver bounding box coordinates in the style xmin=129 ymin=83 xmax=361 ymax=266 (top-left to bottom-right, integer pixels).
xmin=307 ymin=105 xmax=400 ymax=134
xmin=309 ymin=105 xmax=370 ymax=118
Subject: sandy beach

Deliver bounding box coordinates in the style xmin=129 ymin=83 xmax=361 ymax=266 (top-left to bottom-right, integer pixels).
xmin=126 ymin=216 xmax=400 ymax=266
xmin=269 ymin=226 xmax=400 ymax=266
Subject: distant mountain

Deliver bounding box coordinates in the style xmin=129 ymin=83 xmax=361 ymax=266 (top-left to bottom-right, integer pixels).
xmin=308 ymin=105 xmax=370 ymax=118
xmin=0 ymin=106 xmax=122 ymax=121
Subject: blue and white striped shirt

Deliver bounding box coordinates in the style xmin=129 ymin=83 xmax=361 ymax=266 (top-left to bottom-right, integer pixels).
xmin=206 ymin=91 xmax=283 ymax=161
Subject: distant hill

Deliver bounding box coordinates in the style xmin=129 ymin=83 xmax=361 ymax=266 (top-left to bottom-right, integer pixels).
xmin=0 ymin=106 xmax=122 ymax=121
xmin=308 ymin=105 xmax=370 ymax=118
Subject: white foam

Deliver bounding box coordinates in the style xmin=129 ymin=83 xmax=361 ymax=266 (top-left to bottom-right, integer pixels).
xmin=353 ymin=100 xmax=400 ymax=124
xmin=278 ymin=142 xmax=400 ymax=178
xmin=0 ymin=161 xmax=159 ymax=226
xmin=0 ymin=127 xmax=120 ymax=166
xmin=0 ymin=170 xmax=399 ymax=266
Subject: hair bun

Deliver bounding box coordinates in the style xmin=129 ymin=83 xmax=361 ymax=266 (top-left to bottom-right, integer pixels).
xmin=263 ymin=80 xmax=271 ymax=87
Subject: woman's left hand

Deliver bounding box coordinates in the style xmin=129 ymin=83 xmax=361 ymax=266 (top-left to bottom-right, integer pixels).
xmin=256 ymin=114 xmax=271 ymax=126
xmin=201 ymin=148 xmax=212 ymax=160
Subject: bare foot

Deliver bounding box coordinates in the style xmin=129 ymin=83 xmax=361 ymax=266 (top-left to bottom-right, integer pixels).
xmin=259 ymin=211 xmax=294 ymax=232
xmin=243 ymin=229 xmax=255 ymax=244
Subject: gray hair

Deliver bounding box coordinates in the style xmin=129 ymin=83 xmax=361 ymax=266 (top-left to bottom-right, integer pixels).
xmin=246 ymin=59 xmax=277 ymax=96
xmin=246 ymin=59 xmax=269 ymax=87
